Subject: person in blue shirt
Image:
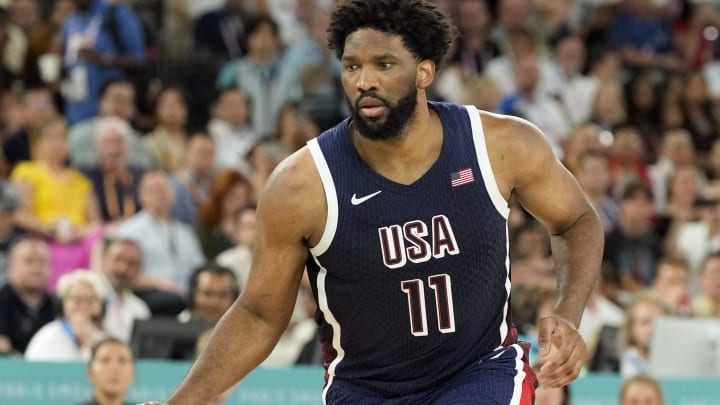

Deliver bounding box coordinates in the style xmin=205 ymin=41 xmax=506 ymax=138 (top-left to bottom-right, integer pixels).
xmin=60 ymin=0 xmax=145 ymax=124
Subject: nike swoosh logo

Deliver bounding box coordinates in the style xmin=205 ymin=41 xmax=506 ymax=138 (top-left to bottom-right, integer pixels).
xmin=351 ymin=190 xmax=382 ymax=205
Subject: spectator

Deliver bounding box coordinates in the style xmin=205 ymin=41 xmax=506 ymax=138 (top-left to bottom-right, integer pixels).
xmin=0 ymin=180 xmax=23 ymax=284
xmin=546 ymin=34 xmax=598 ymax=127
xmin=607 ymin=123 xmax=651 ymax=198
xmin=25 ymin=269 xmax=107 ymax=361
xmin=194 ymin=0 xmax=252 ymax=62
xmin=144 ymin=86 xmax=189 ymax=172
xmin=81 ymin=116 xmax=145 ymax=223
xmin=97 ymin=238 xmax=150 ymax=342
xmin=498 ymin=53 xmax=572 ymax=159
xmin=603 ymin=182 xmax=661 ymax=293
xmin=59 ymin=0 xmax=146 ymax=124
xmin=216 ymin=15 xmax=302 ymax=137
xmin=609 ymin=0 xmax=683 ymax=74
xmin=68 ymin=79 xmax=149 ymax=168
xmin=678 ymin=71 xmax=720 ymax=155
xmin=10 ymin=116 xmax=103 ymax=291
xmin=706 ymin=139 xmax=720 ymax=183
xmin=81 ymin=337 xmax=135 ymax=405
xmin=619 ymin=290 xmax=670 ymax=377
xmin=574 ymin=150 xmax=621 ymax=233
xmin=562 ymin=122 xmax=604 ymax=175
xmin=650 ymin=256 xmax=691 ymax=316
xmin=673 ymin=185 xmax=720 ymax=278
xmin=590 ymin=80 xmax=627 ymax=132
xmin=245 ymin=137 xmax=291 ymax=196
xmin=619 ymin=374 xmax=665 ymax=405
xmin=624 ymin=75 xmax=663 ymax=157
xmin=657 ymin=165 xmax=702 ymax=248
xmin=114 ymin=171 xmax=204 ymax=290
xmin=178 ymin=262 xmax=238 ymax=323
xmin=462 ymin=75 xmax=502 ymax=113
xmin=171 ymin=133 xmax=216 ymax=225
xmin=196 ymin=169 xmax=252 ymax=259
xmin=1 ymin=84 xmax=58 ymax=171
xmin=692 ymin=252 xmax=720 ymax=318
xmin=216 ymin=204 xmax=256 ymax=289
xmin=207 ymin=87 xmax=256 ymax=172
xmin=0 ymin=1 xmax=28 ymax=90
xmin=22 ymin=0 xmax=73 ymax=85
xmin=648 ymin=128 xmax=699 ymax=214
xmin=0 ymin=238 xmax=57 ymax=355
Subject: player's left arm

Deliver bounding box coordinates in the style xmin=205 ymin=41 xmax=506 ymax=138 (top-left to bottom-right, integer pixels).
xmin=485 ymin=113 xmax=603 ymax=387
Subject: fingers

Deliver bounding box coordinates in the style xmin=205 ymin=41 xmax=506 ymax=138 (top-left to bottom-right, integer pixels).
xmin=536 ymin=316 xmax=557 ymax=357
xmin=537 ymin=322 xmax=588 ymax=388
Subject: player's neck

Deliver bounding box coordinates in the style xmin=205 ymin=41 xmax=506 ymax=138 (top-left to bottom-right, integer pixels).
xmin=352 ymin=104 xmax=442 ymax=185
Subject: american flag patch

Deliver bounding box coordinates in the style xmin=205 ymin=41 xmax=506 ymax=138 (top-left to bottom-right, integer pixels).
xmin=451 ymin=168 xmax=474 ymax=187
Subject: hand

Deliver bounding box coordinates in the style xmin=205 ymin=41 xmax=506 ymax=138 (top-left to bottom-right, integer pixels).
xmin=77 ymin=47 xmax=102 ymax=64
xmin=536 ymin=315 xmax=588 ymax=388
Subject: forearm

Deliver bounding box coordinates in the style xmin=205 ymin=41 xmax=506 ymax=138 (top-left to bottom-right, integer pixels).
xmin=550 ymin=209 xmax=603 ymax=328
xmin=166 ymin=301 xmax=285 ymax=404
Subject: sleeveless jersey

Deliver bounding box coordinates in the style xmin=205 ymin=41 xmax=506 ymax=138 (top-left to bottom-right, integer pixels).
xmin=306 ymin=102 xmax=511 ymax=399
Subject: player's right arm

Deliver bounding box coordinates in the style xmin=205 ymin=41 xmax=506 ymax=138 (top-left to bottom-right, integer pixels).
xmin=154 ymin=148 xmax=326 ymax=405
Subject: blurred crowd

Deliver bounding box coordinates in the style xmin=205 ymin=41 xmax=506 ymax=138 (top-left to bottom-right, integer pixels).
xmin=0 ymin=0 xmax=718 ymax=403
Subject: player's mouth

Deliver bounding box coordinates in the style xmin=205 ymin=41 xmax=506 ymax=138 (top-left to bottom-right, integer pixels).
xmin=358 ymin=98 xmax=387 ymax=118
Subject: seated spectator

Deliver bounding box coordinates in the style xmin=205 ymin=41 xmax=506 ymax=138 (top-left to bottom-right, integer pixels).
xmin=97 ymin=238 xmax=150 ymax=342
xmin=68 ymin=79 xmax=149 ymax=168
xmin=607 ymin=123 xmax=651 ymax=198
xmin=216 ymin=204 xmax=256 ymax=289
xmin=178 ymin=262 xmax=238 ymax=323
xmin=619 ymin=374 xmax=665 ymax=405
xmin=590 ymin=81 xmax=627 ymax=132
xmin=648 ymin=128 xmax=699 ymax=214
xmin=0 ymin=180 xmax=23 ymax=284
xmin=59 ymin=0 xmax=146 ymax=124
xmin=171 ymin=133 xmax=216 ymax=225
xmin=672 ymin=184 xmax=720 ymax=278
xmin=245 ymin=138 xmax=291 ymax=198
xmin=81 ymin=337 xmax=135 ymax=405
xmin=0 ymin=238 xmax=57 ymax=355
xmin=196 ymin=170 xmax=252 ymax=260
xmin=81 ymin=116 xmax=145 ymax=223
xmin=1 ymin=84 xmax=57 ymax=171
xmin=574 ymin=151 xmax=620 ymax=233
xmin=193 ymin=0 xmax=252 ymax=61
xmin=498 ymin=53 xmax=571 ymax=159
xmin=10 ymin=116 xmax=103 ymax=291
xmin=657 ymin=166 xmax=702 ymax=247
xmin=216 ymin=15 xmax=302 ymax=137
xmin=144 ymin=86 xmax=189 ymax=172
xmin=692 ymin=252 xmax=720 ymax=318
xmin=651 ymin=256 xmax=691 ymax=316
xmin=114 ymin=171 xmax=204 ymax=290
xmin=619 ymin=290 xmax=670 ymax=377
xmin=25 ymin=269 xmax=107 ymax=361
xmin=207 ymin=87 xmax=256 ymax=172
xmin=603 ymin=182 xmax=661 ymax=293
xmin=579 ymin=279 xmax=624 ymax=353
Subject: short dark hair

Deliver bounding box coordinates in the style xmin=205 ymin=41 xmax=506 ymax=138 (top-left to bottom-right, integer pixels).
xmin=188 ymin=262 xmax=240 ymax=308
xmin=621 ymin=181 xmax=653 ymax=202
xmin=99 ymin=77 xmax=134 ymax=99
xmin=327 ymin=0 xmax=457 ymax=68
xmin=246 ymin=14 xmax=279 ymax=38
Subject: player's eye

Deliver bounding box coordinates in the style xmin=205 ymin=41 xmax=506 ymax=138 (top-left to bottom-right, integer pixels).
xmin=345 ymin=64 xmax=359 ymax=72
xmin=378 ymin=62 xmax=392 ymax=70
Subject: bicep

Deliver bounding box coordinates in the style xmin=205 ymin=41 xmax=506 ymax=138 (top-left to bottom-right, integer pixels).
xmin=511 ymin=128 xmax=593 ymax=235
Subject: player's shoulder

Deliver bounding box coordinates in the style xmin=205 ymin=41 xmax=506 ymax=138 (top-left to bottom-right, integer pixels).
xmin=478 ymin=110 xmax=549 ymax=151
xmin=257 ymin=145 xmax=326 ymax=238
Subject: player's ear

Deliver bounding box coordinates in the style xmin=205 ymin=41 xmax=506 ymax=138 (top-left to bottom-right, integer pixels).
xmin=416 ymin=59 xmax=435 ymax=89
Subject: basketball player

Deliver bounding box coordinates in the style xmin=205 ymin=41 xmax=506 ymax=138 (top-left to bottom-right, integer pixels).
xmin=142 ymin=1 xmax=602 ymax=403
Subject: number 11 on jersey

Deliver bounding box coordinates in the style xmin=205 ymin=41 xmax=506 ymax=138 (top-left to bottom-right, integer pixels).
xmin=400 ymin=274 xmax=456 ymax=336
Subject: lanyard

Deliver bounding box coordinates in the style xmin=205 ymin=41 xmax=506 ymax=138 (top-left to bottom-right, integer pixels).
xmin=61 ymin=319 xmax=82 ymax=348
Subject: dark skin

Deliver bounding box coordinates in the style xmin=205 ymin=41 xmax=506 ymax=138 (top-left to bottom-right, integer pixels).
xmin=142 ymin=28 xmax=602 ymax=405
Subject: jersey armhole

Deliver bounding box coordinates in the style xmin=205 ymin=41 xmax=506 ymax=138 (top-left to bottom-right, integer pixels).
xmin=464 ymin=105 xmax=510 ymax=219
xmin=307 ymin=138 xmax=339 ymax=256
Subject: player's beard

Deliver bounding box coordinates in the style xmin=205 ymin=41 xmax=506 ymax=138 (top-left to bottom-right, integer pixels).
xmin=349 ymin=84 xmax=418 ymax=141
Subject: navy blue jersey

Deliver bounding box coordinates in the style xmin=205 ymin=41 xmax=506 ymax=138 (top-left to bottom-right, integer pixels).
xmin=306 ymin=102 xmax=511 ymax=399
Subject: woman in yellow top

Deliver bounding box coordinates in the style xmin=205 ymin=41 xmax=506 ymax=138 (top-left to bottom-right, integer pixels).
xmin=11 ymin=116 xmax=102 ymax=291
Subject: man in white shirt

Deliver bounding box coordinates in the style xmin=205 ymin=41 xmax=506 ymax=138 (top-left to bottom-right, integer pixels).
xmin=97 ymin=237 xmax=151 ymax=342
xmin=114 ymin=171 xmax=205 ymax=290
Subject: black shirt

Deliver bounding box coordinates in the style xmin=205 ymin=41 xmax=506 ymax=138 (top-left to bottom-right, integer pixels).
xmin=1 ymin=129 xmax=31 ymax=171
xmin=0 ymin=283 xmax=58 ymax=354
